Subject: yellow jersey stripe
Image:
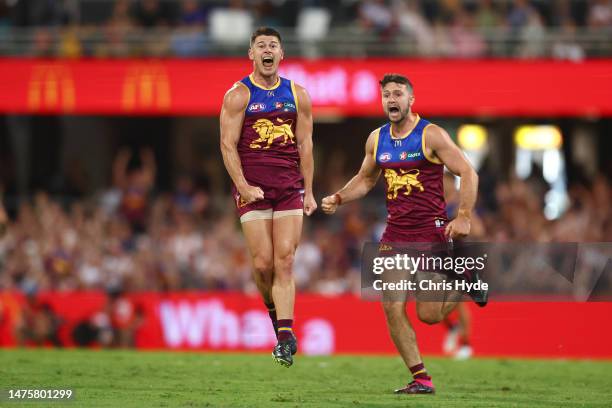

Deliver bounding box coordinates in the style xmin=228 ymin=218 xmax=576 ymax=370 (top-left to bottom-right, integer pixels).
xmin=249 ymin=73 xmax=281 ymax=90
xmin=422 ymin=123 xmax=443 ymax=164
xmin=372 ymin=127 xmax=382 ymax=161
xmin=290 ymin=80 xmax=299 ymax=113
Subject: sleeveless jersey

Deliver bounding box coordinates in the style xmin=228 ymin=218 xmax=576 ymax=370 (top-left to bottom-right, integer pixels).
xmin=238 ymin=74 xmax=300 ymax=168
xmin=374 ymin=115 xmax=448 ymax=232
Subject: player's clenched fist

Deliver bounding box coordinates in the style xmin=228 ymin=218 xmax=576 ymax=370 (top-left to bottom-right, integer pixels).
xmin=445 ymin=214 xmax=471 ymax=239
xmin=303 ymin=192 xmax=317 ymax=216
xmin=321 ymin=193 xmax=341 ymax=214
xmin=239 ymin=185 xmax=265 ymax=204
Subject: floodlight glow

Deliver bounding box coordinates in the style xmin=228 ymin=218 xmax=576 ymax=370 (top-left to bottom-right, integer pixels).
xmin=515 ymin=125 xmax=562 ymax=150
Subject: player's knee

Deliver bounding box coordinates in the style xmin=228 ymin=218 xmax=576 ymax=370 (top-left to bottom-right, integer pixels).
xmin=417 ymin=307 xmax=443 ymax=325
xmin=252 ymin=254 xmax=274 ymax=276
xmin=274 ymin=250 xmax=295 ymax=275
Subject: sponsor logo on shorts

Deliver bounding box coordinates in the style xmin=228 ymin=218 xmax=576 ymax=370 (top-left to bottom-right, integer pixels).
xmin=379 ymin=152 xmax=392 ymax=163
xmin=248 ymin=103 xmax=266 ymax=113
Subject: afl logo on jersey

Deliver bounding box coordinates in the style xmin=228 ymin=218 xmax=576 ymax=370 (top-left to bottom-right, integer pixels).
xmin=379 ymin=152 xmax=392 ymax=163
xmin=248 ymin=103 xmax=266 ymax=113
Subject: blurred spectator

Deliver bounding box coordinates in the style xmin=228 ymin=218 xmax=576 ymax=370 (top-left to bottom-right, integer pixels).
xmin=172 ymin=175 xmax=209 ymax=215
xmin=552 ymin=18 xmax=585 ymax=61
xmin=518 ymin=7 xmax=546 ymax=57
xmin=358 ymin=0 xmax=396 ymax=39
xmin=14 ymin=290 xmax=62 ymax=347
xmin=474 ymin=0 xmax=500 ymax=29
xmin=30 ymin=28 xmax=55 ymax=57
xmin=99 ymin=0 xmax=136 ymax=57
xmin=507 ymin=0 xmax=536 ymax=30
xmin=58 ymin=25 xmax=82 ymax=58
xmin=294 ymin=235 xmax=323 ymax=290
xmin=252 ymin=0 xmax=282 ymax=28
xmin=72 ymin=289 xmax=142 ymax=348
xmin=113 ymin=147 xmax=156 ymax=234
xmin=449 ymin=8 xmax=487 ymax=57
xmin=394 ymin=0 xmax=435 ymax=55
xmin=179 ymin=0 xmax=207 ymax=25
xmin=588 ymin=0 xmax=612 ymax=28
xmin=99 ymin=288 xmax=143 ymax=347
xmin=171 ymin=1 xmax=208 ymax=57
xmin=132 ymin=0 xmax=171 ymax=28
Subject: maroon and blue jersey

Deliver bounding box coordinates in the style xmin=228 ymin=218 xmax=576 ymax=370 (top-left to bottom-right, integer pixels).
xmin=238 ymin=74 xmax=300 ymax=169
xmin=374 ymin=115 xmax=448 ymax=233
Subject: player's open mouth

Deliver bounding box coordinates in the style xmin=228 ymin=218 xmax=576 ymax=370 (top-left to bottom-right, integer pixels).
xmin=262 ymin=57 xmax=274 ymax=67
xmin=388 ymin=106 xmax=400 ymax=114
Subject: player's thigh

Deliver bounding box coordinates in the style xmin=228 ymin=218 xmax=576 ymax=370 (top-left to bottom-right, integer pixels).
xmin=271 ymin=214 xmax=303 ymax=259
xmin=241 ymin=216 xmax=274 ymax=268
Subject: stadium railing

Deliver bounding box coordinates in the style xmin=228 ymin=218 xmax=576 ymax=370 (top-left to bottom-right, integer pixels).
xmin=0 ymin=26 xmax=610 ymax=58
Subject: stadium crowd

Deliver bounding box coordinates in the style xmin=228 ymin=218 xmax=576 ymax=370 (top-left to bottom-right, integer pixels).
xmin=1 ymin=0 xmax=610 ymax=58
xmin=1 ymin=149 xmax=610 ymax=296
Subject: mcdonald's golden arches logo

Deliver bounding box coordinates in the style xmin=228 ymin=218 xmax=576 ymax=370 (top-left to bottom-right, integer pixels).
xmin=122 ymin=64 xmax=171 ymax=111
xmin=28 ymin=64 xmax=75 ymax=111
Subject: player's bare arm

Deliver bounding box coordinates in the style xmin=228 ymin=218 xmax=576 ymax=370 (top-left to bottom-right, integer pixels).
xmin=294 ymin=83 xmax=317 ymax=216
xmin=220 ymin=82 xmax=264 ymax=204
xmin=112 ymin=147 xmax=130 ymax=189
xmin=425 ymin=125 xmax=478 ymax=239
xmin=139 ymin=147 xmax=157 ymax=189
xmin=321 ymin=130 xmax=382 ymax=214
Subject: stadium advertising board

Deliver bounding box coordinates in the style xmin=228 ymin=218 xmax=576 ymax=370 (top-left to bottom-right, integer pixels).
xmin=0 ymin=59 xmax=611 ymax=116
xmin=1 ymin=292 xmax=611 ymax=358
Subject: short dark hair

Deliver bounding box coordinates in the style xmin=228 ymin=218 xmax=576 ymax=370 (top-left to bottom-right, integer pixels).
xmin=250 ymin=27 xmax=282 ymax=46
xmin=379 ymin=74 xmax=414 ymax=93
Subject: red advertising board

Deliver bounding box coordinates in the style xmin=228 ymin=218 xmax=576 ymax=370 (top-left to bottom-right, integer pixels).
xmin=1 ymin=292 xmax=611 ymax=359
xmin=0 ymin=59 xmax=610 ymax=116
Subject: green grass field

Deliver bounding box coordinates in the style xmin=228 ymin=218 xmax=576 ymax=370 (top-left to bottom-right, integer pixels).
xmin=1 ymin=350 xmax=611 ymax=407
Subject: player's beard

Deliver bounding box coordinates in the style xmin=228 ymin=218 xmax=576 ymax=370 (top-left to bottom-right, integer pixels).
xmin=388 ymin=106 xmax=409 ymax=124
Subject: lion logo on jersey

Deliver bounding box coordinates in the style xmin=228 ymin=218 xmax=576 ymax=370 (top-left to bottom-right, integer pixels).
xmin=250 ymin=118 xmax=295 ymax=149
xmin=384 ymin=169 xmax=424 ymax=199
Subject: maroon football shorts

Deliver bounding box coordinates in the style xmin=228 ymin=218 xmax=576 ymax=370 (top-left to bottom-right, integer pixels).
xmin=380 ymin=224 xmax=449 ymax=244
xmin=232 ymin=164 xmax=304 ymax=222
xmin=379 ymin=224 xmax=453 ymax=279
